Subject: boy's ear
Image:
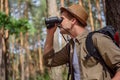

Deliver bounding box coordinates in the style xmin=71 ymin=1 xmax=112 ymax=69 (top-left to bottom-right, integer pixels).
xmin=71 ymin=18 xmax=77 ymax=24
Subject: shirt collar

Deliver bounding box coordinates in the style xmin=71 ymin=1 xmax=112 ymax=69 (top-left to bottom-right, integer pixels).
xmin=75 ymin=29 xmax=89 ymax=44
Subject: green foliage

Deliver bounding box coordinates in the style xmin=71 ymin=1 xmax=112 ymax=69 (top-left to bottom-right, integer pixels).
xmin=35 ymin=68 xmax=50 ymax=80
xmin=0 ymin=11 xmax=36 ymax=36
xmin=0 ymin=12 xmax=10 ymax=27
xmin=36 ymin=74 xmax=50 ymax=80
xmin=62 ymin=67 xmax=68 ymax=80
xmin=29 ymin=0 xmax=47 ymax=39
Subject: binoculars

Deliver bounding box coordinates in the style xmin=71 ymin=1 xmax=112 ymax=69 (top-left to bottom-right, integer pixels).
xmin=45 ymin=16 xmax=63 ymax=29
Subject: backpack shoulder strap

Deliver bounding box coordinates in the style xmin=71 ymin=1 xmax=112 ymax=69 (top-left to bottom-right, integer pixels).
xmin=85 ymin=31 xmax=98 ymax=59
xmin=85 ymin=31 xmax=115 ymax=78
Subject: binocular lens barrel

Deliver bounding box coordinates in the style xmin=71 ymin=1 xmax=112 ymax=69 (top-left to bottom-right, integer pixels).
xmin=45 ymin=16 xmax=63 ymax=29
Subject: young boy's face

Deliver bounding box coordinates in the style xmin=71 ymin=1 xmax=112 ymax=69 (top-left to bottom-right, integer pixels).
xmin=60 ymin=11 xmax=74 ymax=34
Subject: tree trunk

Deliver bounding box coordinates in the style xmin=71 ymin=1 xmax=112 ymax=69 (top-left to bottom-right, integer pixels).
xmin=105 ymin=0 xmax=120 ymax=29
xmin=24 ymin=33 xmax=31 ymax=80
xmin=101 ymin=0 xmax=106 ymax=20
xmin=0 ymin=33 xmax=5 ymax=80
xmin=96 ymin=0 xmax=103 ymax=28
xmin=0 ymin=0 xmax=5 ymax=80
xmin=61 ymin=0 xmax=64 ymax=7
xmin=38 ymin=45 xmax=44 ymax=74
xmin=20 ymin=32 xmax=25 ymax=80
xmin=11 ymin=35 xmax=15 ymax=80
xmin=5 ymin=0 xmax=10 ymax=79
xmin=105 ymin=0 xmax=120 ymax=43
xmin=66 ymin=0 xmax=70 ymax=6
xmin=88 ymin=0 xmax=94 ymax=31
xmin=0 ymin=0 xmax=10 ymax=80
xmin=47 ymin=0 xmax=63 ymax=80
xmin=60 ymin=0 xmax=68 ymax=47
xmin=37 ymin=35 xmax=44 ymax=74
xmin=24 ymin=0 xmax=29 ymax=18
xmin=5 ymin=0 xmax=9 ymax=15
xmin=24 ymin=0 xmax=32 ymax=79
xmin=79 ymin=0 xmax=83 ymax=6
xmin=0 ymin=0 xmax=4 ymax=11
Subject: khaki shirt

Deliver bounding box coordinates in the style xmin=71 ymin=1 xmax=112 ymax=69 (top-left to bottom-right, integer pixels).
xmin=43 ymin=30 xmax=120 ymax=80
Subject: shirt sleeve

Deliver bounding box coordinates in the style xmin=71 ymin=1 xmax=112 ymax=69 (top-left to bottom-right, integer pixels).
xmin=92 ymin=33 xmax=120 ymax=72
xmin=43 ymin=43 xmax=70 ymax=67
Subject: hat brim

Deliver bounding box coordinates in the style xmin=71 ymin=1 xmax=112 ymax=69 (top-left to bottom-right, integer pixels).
xmin=60 ymin=7 xmax=87 ymax=26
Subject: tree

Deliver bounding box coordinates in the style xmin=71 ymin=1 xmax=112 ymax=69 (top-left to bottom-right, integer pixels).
xmin=105 ymin=0 xmax=120 ymax=29
xmin=88 ymin=0 xmax=94 ymax=31
xmin=46 ymin=0 xmax=63 ymax=80
xmin=96 ymin=0 xmax=103 ymax=28
xmin=105 ymin=0 xmax=120 ymax=42
xmin=0 ymin=0 xmax=10 ymax=80
xmin=79 ymin=0 xmax=83 ymax=6
xmin=61 ymin=0 xmax=64 ymax=7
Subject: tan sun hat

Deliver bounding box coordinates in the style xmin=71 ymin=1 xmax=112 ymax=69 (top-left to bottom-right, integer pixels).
xmin=60 ymin=4 xmax=88 ymax=26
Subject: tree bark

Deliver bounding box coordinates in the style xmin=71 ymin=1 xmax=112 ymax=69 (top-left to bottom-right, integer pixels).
xmin=88 ymin=0 xmax=94 ymax=31
xmin=0 ymin=1 xmax=5 ymax=78
xmin=0 ymin=0 xmax=10 ymax=80
xmin=96 ymin=0 xmax=103 ymax=28
xmin=47 ymin=0 xmax=63 ymax=80
xmin=24 ymin=0 xmax=29 ymax=18
xmin=0 ymin=0 xmax=4 ymax=11
xmin=105 ymin=0 xmax=120 ymax=29
xmin=101 ymin=0 xmax=106 ymax=20
xmin=20 ymin=32 xmax=25 ymax=80
xmin=24 ymin=32 xmax=31 ymax=80
xmin=105 ymin=0 xmax=120 ymax=43
xmin=37 ymin=35 xmax=44 ymax=74
xmin=5 ymin=0 xmax=10 ymax=79
xmin=0 ymin=33 xmax=5 ymax=80
xmin=61 ymin=0 xmax=64 ymax=7
xmin=5 ymin=0 xmax=9 ymax=15
xmin=79 ymin=0 xmax=83 ymax=6
xmin=0 ymin=1 xmax=5 ymax=80
xmin=66 ymin=0 xmax=70 ymax=6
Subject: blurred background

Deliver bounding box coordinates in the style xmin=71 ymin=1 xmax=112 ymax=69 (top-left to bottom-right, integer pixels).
xmin=0 ymin=0 xmax=120 ymax=80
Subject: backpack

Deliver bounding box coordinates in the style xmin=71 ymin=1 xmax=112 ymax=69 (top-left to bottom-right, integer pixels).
xmin=85 ymin=25 xmax=120 ymax=78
